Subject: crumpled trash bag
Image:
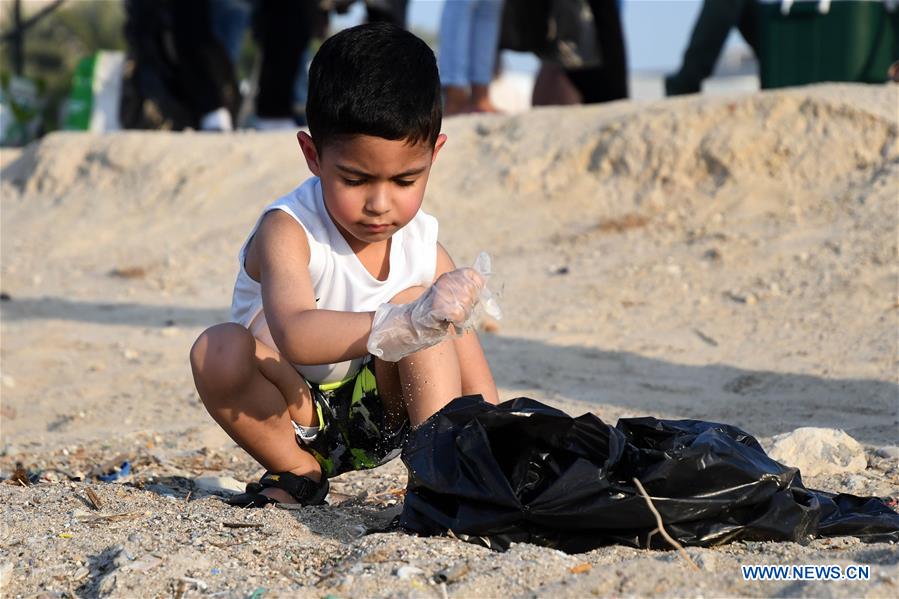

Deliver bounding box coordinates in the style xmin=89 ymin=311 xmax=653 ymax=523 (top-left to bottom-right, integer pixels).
xmin=400 ymin=396 xmax=899 ymax=553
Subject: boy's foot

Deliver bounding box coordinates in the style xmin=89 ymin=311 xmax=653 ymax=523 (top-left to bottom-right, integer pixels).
xmin=227 ymin=471 xmax=329 ymax=508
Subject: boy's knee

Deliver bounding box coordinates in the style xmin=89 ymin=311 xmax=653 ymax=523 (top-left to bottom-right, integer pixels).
xmin=190 ymin=323 xmax=256 ymax=394
xmin=389 ymin=285 xmax=427 ymax=305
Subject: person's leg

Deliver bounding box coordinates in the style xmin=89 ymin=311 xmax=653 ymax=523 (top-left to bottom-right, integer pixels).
xmin=568 ymin=0 xmax=628 ymax=104
xmin=254 ymin=0 xmax=313 ymax=122
xmin=169 ymin=0 xmax=240 ymax=127
xmin=190 ymin=323 xmax=321 ymax=501
xmin=439 ymin=0 xmax=477 ymax=115
xmin=532 ymin=61 xmax=583 ymax=105
xmin=736 ymin=0 xmax=759 ymax=57
xmin=364 ymin=0 xmax=409 ymax=28
xmin=209 ymin=0 xmax=253 ymax=67
xmin=468 ymin=0 xmax=504 ymax=112
xmin=665 ymin=0 xmax=750 ymax=96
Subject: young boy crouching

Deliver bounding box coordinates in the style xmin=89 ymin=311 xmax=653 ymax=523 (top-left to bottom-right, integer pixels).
xmin=189 ymin=23 xmax=498 ymax=507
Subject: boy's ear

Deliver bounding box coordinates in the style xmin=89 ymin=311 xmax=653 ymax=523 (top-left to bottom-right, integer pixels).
xmin=297 ymin=131 xmax=321 ymax=176
xmin=430 ymin=133 xmax=447 ymax=163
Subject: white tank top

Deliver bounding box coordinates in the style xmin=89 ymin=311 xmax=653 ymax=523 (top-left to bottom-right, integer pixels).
xmin=230 ymin=177 xmax=439 ymax=384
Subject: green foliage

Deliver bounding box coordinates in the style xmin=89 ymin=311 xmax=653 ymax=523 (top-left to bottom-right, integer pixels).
xmin=0 ymin=0 xmax=126 ymax=131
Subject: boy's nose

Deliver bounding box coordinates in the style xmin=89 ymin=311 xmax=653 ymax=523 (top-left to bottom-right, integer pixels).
xmin=365 ymin=185 xmax=390 ymax=214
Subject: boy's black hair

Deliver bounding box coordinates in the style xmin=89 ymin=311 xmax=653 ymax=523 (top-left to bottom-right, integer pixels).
xmin=306 ymin=22 xmax=442 ymax=153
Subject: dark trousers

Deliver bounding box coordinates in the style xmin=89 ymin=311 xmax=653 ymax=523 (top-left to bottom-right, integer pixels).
xmin=666 ymin=0 xmax=759 ymax=96
xmin=123 ymin=0 xmax=239 ymax=128
xmin=365 ymin=0 xmax=409 ymax=29
xmin=564 ymin=0 xmax=629 ymax=103
xmin=253 ymin=0 xmax=315 ymax=118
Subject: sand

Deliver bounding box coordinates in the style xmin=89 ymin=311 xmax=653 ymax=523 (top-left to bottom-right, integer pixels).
xmin=0 ymin=83 xmax=897 ymax=597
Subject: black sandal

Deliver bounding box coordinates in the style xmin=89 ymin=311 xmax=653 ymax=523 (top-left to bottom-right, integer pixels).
xmin=227 ymin=471 xmax=329 ymax=508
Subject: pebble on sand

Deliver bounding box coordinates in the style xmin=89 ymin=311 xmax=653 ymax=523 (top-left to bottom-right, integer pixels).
xmin=767 ymin=427 xmax=867 ymax=477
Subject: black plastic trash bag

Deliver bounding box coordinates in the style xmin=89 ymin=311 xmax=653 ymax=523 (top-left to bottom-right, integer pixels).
xmin=400 ymin=396 xmax=899 ymax=553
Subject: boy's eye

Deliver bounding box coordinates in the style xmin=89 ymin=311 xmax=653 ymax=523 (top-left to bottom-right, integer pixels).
xmin=394 ymin=179 xmax=415 ymax=187
xmin=342 ymin=178 xmax=366 ymax=186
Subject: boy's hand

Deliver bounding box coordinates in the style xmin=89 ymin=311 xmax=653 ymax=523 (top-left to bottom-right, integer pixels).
xmin=420 ymin=268 xmax=485 ymax=329
xmin=368 ymin=252 xmax=501 ymax=362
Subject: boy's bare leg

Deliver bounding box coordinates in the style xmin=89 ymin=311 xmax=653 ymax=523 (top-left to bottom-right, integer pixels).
xmin=191 ymin=323 xmax=321 ymax=502
xmin=399 ymin=339 xmax=463 ymax=426
xmin=376 ymin=338 xmax=462 ymax=428
xmin=375 ymin=285 xmax=466 ymax=428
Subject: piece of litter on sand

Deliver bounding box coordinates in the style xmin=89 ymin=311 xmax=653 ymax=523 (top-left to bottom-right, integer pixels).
xmin=875 ymin=446 xmax=899 ymax=459
xmin=692 ymin=329 xmax=718 ymax=347
xmin=396 ymin=566 xmax=426 ymax=579
xmin=109 ymin=266 xmax=147 ymax=279
xmin=349 ymin=524 xmax=367 ymax=538
xmin=248 ymin=587 xmax=266 ymax=599
xmin=97 ymin=461 xmax=131 ymax=482
xmin=194 ymin=475 xmax=245 ymax=495
xmin=85 ymin=487 xmax=103 ymax=510
xmin=434 ymin=562 xmax=469 ymax=583
xmin=180 ymin=577 xmax=208 ymax=592
xmin=10 ymin=462 xmax=30 ymax=486
xmin=125 ymin=554 xmax=162 ymax=572
xmin=569 ymin=563 xmax=592 ymax=574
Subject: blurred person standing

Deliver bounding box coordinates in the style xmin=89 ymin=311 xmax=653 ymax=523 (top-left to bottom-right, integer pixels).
xmin=665 ymin=0 xmax=759 ymax=96
xmin=251 ymin=0 xmax=317 ymax=129
xmin=439 ymin=0 xmax=505 ymax=115
xmin=364 ymin=0 xmax=409 ymax=27
xmin=565 ymin=0 xmax=628 ymax=103
xmin=121 ymin=0 xmax=239 ymax=131
xmin=208 ymin=0 xmax=318 ymax=130
xmin=503 ymin=0 xmax=628 ymax=107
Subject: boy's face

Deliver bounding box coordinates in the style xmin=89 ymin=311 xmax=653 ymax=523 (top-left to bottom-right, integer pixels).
xmin=297 ymin=132 xmax=446 ymax=251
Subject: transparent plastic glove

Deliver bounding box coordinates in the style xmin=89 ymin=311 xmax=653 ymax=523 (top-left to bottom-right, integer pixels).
xmin=367 ymin=251 xmax=502 ymax=362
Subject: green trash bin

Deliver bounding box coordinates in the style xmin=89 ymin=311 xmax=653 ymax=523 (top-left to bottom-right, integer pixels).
xmin=757 ymin=0 xmax=899 ymax=88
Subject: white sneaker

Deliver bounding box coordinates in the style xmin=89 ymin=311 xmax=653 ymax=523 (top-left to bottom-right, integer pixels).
xmin=254 ymin=117 xmax=296 ymax=131
xmin=200 ymin=107 xmax=233 ymax=131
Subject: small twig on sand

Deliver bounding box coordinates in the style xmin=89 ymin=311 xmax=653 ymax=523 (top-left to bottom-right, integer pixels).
xmin=222 ymin=522 xmax=264 ymax=529
xmin=85 ymin=487 xmax=103 ymax=510
xmin=76 ymin=511 xmax=141 ymax=524
xmin=632 ymin=478 xmax=700 ymax=571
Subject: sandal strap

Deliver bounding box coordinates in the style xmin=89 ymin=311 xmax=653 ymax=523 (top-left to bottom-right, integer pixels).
xmin=258 ymin=471 xmax=328 ymax=503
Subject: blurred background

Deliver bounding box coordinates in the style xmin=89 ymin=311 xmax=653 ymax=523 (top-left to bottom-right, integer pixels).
xmin=0 ymin=0 xmax=896 ymax=145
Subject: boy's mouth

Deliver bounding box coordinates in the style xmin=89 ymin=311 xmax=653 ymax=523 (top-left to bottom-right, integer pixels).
xmin=362 ymin=223 xmax=390 ymax=233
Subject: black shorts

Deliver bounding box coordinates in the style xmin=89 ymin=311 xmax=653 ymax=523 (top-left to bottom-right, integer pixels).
xmin=299 ymin=360 xmax=408 ymax=478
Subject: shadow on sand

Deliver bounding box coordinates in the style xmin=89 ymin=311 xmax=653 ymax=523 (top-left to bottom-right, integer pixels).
xmin=3 ymin=295 xmax=896 ymax=444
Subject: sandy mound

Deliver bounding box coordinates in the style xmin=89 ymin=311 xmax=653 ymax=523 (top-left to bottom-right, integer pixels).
xmin=1 ymin=83 xmax=897 ymax=597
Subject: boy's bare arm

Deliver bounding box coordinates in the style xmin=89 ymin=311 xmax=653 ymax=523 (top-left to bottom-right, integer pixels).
xmin=254 ymin=212 xmax=373 ymax=365
xmin=435 ymin=243 xmax=499 ymax=404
